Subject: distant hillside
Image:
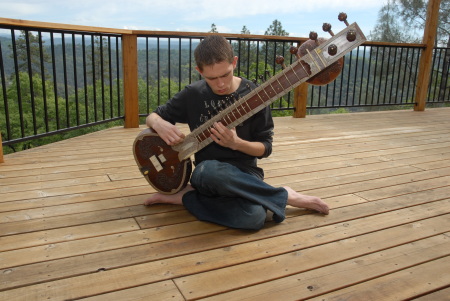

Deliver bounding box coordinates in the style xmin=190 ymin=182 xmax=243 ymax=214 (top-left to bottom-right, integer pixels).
xmin=0 ymin=32 xmax=199 ymax=90
xmin=0 ymin=32 xmax=198 ymax=50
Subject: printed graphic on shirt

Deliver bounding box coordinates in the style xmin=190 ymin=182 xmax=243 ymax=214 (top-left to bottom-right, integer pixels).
xmin=198 ymin=93 xmax=240 ymax=125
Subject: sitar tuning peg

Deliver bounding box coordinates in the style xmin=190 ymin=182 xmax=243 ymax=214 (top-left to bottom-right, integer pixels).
xmin=338 ymin=12 xmax=350 ymax=26
xmin=347 ymin=30 xmax=357 ymax=42
xmin=259 ymin=71 xmax=271 ymax=83
xmin=309 ymin=31 xmax=319 ymax=46
xmin=275 ymin=55 xmax=287 ymax=69
xmin=289 ymin=45 xmax=301 ymax=59
xmin=322 ymin=23 xmax=334 ymax=37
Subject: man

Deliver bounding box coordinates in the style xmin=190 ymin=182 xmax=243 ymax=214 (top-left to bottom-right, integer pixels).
xmin=144 ymin=35 xmax=329 ymax=230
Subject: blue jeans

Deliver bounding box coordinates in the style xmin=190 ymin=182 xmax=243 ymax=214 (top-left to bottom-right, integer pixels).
xmin=182 ymin=160 xmax=288 ymax=230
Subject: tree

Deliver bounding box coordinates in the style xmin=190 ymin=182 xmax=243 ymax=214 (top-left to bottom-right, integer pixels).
xmin=262 ymin=20 xmax=290 ymax=77
xmin=369 ymin=0 xmax=417 ymax=43
xmin=264 ymin=19 xmax=289 ymax=36
xmin=371 ymin=0 xmax=449 ymax=103
xmin=87 ymin=36 xmax=111 ymax=82
xmin=370 ymin=0 xmax=449 ymax=45
xmin=369 ymin=0 xmax=419 ymax=105
xmin=233 ymin=26 xmax=256 ymax=78
xmin=396 ymin=0 xmax=449 ymax=46
xmin=395 ymin=0 xmax=450 ymax=101
xmin=8 ymin=30 xmax=51 ymax=75
xmin=262 ymin=20 xmax=292 ymax=109
xmin=241 ymin=26 xmax=250 ymax=35
xmin=209 ymin=24 xmax=218 ymax=33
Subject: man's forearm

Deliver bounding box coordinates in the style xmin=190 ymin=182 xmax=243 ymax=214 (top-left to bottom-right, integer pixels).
xmin=146 ymin=112 xmax=161 ymax=129
xmin=233 ymin=139 xmax=266 ymax=157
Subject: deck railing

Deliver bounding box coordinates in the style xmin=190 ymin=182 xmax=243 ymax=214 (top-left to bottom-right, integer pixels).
xmin=1 ymin=18 xmax=449 ymax=156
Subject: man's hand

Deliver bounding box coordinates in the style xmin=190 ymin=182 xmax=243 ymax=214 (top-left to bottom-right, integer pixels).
xmin=210 ymin=122 xmax=266 ymax=157
xmin=210 ymin=122 xmax=240 ymax=150
xmin=146 ymin=113 xmax=185 ymax=146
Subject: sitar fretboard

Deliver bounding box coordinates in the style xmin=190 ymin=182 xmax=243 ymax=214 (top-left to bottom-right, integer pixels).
xmin=190 ymin=59 xmax=312 ymax=152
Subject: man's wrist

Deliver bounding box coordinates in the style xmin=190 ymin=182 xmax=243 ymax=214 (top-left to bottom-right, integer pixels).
xmin=147 ymin=114 xmax=162 ymax=129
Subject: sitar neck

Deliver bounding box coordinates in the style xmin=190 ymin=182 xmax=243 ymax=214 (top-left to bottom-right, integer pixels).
xmin=174 ymin=22 xmax=366 ymax=160
xmin=193 ymin=59 xmax=311 ymax=145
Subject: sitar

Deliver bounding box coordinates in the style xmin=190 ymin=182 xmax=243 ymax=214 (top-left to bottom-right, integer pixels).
xmin=133 ymin=13 xmax=367 ymax=194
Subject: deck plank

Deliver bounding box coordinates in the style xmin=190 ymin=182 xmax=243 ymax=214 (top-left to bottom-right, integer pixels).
xmin=193 ymin=231 xmax=450 ymax=301
xmin=307 ymin=256 xmax=450 ymax=301
xmin=1 ymin=108 xmax=450 ymax=300
xmin=81 ymin=280 xmax=186 ymax=301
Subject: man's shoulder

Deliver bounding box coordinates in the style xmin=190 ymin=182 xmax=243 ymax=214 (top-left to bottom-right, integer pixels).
xmin=173 ymin=80 xmax=209 ymax=100
xmin=187 ymin=79 xmax=208 ymax=90
xmin=239 ymin=77 xmax=254 ymax=85
xmin=238 ymin=77 xmax=257 ymax=90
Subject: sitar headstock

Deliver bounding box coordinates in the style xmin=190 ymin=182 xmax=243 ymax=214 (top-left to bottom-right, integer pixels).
xmin=277 ymin=12 xmax=366 ymax=86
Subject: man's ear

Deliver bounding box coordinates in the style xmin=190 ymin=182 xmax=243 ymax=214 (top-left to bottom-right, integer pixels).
xmin=232 ymin=56 xmax=238 ymax=68
xmin=195 ymin=66 xmax=202 ymax=75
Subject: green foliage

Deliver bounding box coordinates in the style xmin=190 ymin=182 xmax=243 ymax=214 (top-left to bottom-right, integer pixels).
xmin=261 ymin=20 xmax=290 ymax=71
xmin=369 ymin=0 xmax=450 ymax=104
xmin=87 ymin=36 xmax=112 ymax=82
xmin=8 ymin=30 xmax=51 ymax=74
xmin=1 ymin=70 xmax=124 ymax=154
xmin=329 ymin=108 xmax=351 ymax=114
xmin=396 ymin=0 xmax=449 ymax=47
xmin=369 ymin=0 xmax=418 ymax=43
xmin=370 ymin=0 xmax=449 ymax=46
xmin=271 ymin=109 xmax=294 ymax=117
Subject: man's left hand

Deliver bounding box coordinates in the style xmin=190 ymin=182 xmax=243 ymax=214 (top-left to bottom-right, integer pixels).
xmin=210 ymin=122 xmax=240 ymax=150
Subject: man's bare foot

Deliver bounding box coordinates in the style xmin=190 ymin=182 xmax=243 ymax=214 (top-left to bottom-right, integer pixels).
xmin=143 ymin=185 xmax=194 ymax=206
xmin=283 ymin=186 xmax=329 ymax=215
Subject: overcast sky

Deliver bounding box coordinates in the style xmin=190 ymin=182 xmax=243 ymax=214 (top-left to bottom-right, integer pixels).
xmin=1 ymin=0 xmax=386 ymax=38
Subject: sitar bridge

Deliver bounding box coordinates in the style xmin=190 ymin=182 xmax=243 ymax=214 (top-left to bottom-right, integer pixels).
xmin=149 ymin=154 xmax=166 ymax=172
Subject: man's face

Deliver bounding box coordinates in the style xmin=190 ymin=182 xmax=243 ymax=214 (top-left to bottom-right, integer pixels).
xmin=196 ymin=57 xmax=238 ymax=95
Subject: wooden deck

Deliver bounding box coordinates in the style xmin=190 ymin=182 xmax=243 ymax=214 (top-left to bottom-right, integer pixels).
xmin=1 ymin=108 xmax=450 ymax=300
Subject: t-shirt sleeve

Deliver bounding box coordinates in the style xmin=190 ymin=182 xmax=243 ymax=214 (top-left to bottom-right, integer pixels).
xmin=153 ymin=88 xmax=190 ymax=124
xmin=251 ymin=106 xmax=274 ymax=159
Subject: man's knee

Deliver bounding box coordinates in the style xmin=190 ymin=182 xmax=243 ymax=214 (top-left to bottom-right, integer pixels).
xmin=237 ymin=206 xmax=267 ymax=230
xmin=191 ymin=160 xmax=233 ymax=187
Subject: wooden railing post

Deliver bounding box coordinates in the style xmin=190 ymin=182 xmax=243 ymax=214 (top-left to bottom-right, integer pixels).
xmin=293 ymin=83 xmax=308 ymax=118
xmin=0 ymin=132 xmax=4 ymax=163
xmin=122 ymin=34 xmax=140 ymax=128
xmin=414 ymin=0 xmax=441 ymax=111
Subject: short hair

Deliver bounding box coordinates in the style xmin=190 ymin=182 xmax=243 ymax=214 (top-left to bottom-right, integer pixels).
xmin=194 ymin=35 xmax=234 ymax=71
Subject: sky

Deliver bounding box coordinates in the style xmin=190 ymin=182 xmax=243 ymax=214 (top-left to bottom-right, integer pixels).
xmin=1 ymin=0 xmax=387 ymax=38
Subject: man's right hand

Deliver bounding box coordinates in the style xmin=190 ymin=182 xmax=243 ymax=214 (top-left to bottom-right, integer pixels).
xmin=146 ymin=113 xmax=185 ymax=146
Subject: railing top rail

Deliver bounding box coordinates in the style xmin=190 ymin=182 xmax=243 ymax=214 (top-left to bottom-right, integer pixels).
xmin=0 ymin=17 xmax=131 ymax=35
xmin=363 ymin=40 xmax=426 ymax=48
xmin=0 ymin=17 xmax=426 ymax=49
xmin=134 ymin=30 xmax=308 ymax=42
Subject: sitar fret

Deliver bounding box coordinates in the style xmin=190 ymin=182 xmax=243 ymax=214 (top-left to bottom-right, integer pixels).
xmin=289 ymin=64 xmax=302 ymax=81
